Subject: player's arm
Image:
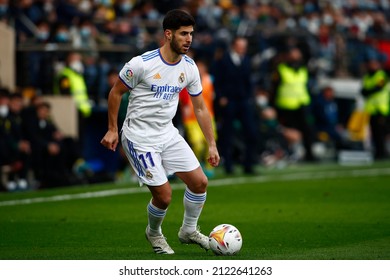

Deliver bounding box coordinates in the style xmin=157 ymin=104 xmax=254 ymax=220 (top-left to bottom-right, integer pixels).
xmin=100 ymin=78 xmax=129 ymax=151
xmin=190 ymin=94 xmax=220 ymax=167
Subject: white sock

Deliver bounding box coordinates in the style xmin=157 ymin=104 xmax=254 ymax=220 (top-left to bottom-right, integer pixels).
xmin=182 ymin=187 xmax=207 ymax=234
xmin=147 ymin=200 xmax=166 ymax=236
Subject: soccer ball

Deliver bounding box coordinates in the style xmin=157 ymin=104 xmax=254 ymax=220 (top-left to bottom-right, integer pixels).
xmin=208 ymin=224 xmax=242 ymax=255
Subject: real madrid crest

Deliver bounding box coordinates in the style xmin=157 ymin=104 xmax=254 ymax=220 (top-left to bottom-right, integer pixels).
xmin=178 ymin=72 xmax=185 ymax=83
xmin=146 ymin=170 xmax=153 ymax=179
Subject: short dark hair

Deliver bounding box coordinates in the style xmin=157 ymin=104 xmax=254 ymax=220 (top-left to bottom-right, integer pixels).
xmin=162 ymin=9 xmax=195 ymax=31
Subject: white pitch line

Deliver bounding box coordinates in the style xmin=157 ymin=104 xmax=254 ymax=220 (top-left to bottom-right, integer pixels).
xmin=1 ymin=167 xmax=390 ymax=207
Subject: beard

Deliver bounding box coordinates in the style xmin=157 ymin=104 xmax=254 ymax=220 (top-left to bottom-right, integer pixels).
xmin=170 ymin=35 xmax=188 ymax=55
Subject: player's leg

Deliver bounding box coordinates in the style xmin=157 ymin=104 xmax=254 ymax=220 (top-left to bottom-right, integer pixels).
xmin=177 ymin=166 xmax=208 ymax=233
xmin=162 ymin=133 xmax=210 ymax=250
xmin=146 ymin=182 xmax=172 ymax=236
xmin=176 ymin=168 xmax=210 ymax=250
xmin=176 ymin=166 xmax=207 ymax=230
xmin=121 ymin=134 xmax=174 ymax=254
xmin=145 ymin=182 xmax=174 ymax=254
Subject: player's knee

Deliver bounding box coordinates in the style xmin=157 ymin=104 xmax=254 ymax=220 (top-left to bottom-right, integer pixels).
xmin=193 ymin=174 xmax=208 ymax=193
xmin=152 ymin=190 xmax=172 ymax=209
xmin=154 ymin=195 xmax=171 ymax=209
xmin=201 ymin=175 xmax=208 ymax=189
xmin=161 ymin=198 xmax=172 ymax=209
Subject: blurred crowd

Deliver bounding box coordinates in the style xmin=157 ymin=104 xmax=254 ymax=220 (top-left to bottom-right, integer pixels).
xmin=1 ymin=0 xmax=390 ymax=191
xmin=0 ymin=88 xmax=88 ymax=191
xmin=1 ymin=0 xmax=389 ymax=96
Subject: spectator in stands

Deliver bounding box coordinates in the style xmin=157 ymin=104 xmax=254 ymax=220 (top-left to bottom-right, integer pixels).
xmin=361 ymin=56 xmax=390 ymax=159
xmin=55 ymin=0 xmax=90 ymax=27
xmin=71 ymin=17 xmax=99 ymax=49
xmin=0 ymin=90 xmax=31 ymax=191
xmin=93 ymin=0 xmax=116 ymax=22
xmin=0 ymin=88 xmax=12 ymax=190
xmin=270 ymin=47 xmax=317 ymax=162
xmin=27 ymin=20 xmax=54 ymax=93
xmin=21 ymin=93 xmax=44 ymax=134
xmin=114 ymin=0 xmax=134 ymax=18
xmin=13 ymin=0 xmax=48 ymax=42
xmin=35 ymin=19 xmax=51 ymax=43
xmin=316 ymin=23 xmax=337 ymax=77
xmin=0 ymin=0 xmax=10 ymax=24
xmin=367 ymin=9 xmax=390 ymax=38
xmin=27 ymin=101 xmax=81 ymax=188
xmin=6 ymin=93 xmax=32 ymax=190
xmin=52 ymin=22 xmax=72 ymax=44
xmin=213 ymin=36 xmax=258 ymax=174
xmin=345 ymin=25 xmax=373 ymax=78
xmin=112 ymin=18 xmax=138 ymax=45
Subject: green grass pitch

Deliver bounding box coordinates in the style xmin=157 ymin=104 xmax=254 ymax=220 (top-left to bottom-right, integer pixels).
xmin=0 ymin=161 xmax=389 ymax=260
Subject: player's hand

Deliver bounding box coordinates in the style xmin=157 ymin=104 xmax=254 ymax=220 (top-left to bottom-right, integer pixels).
xmin=100 ymin=130 xmax=119 ymax=152
xmin=207 ymin=146 xmax=220 ymax=167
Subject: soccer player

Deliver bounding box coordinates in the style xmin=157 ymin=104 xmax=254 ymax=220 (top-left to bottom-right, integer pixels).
xmin=100 ymin=9 xmax=220 ymax=254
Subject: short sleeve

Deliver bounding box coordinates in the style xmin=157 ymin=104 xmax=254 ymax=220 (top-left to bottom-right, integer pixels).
xmin=119 ymin=56 xmax=144 ymax=89
xmin=186 ymin=64 xmax=203 ymax=96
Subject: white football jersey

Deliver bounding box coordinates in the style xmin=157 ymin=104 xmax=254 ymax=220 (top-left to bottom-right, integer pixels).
xmin=119 ymin=49 xmax=202 ymax=146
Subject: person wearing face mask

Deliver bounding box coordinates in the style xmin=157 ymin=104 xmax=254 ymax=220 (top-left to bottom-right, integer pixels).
xmin=270 ymin=47 xmax=317 ymax=162
xmin=28 ymin=20 xmax=51 ymax=43
xmin=26 ymin=20 xmax=54 ymax=93
xmin=114 ymin=0 xmax=133 ymax=17
xmin=54 ymin=52 xmax=92 ymax=117
xmin=72 ymin=18 xmax=98 ymax=50
xmin=54 ymin=52 xmax=92 ymax=153
xmin=361 ymin=56 xmax=390 ymax=160
xmin=53 ymin=23 xmax=72 ymax=44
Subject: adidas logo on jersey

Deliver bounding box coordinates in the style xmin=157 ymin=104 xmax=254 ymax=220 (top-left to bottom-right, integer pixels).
xmin=153 ymin=73 xmax=161 ymax=79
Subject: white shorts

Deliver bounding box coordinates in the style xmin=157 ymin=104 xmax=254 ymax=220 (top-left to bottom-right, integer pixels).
xmin=121 ymin=131 xmax=200 ymax=187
